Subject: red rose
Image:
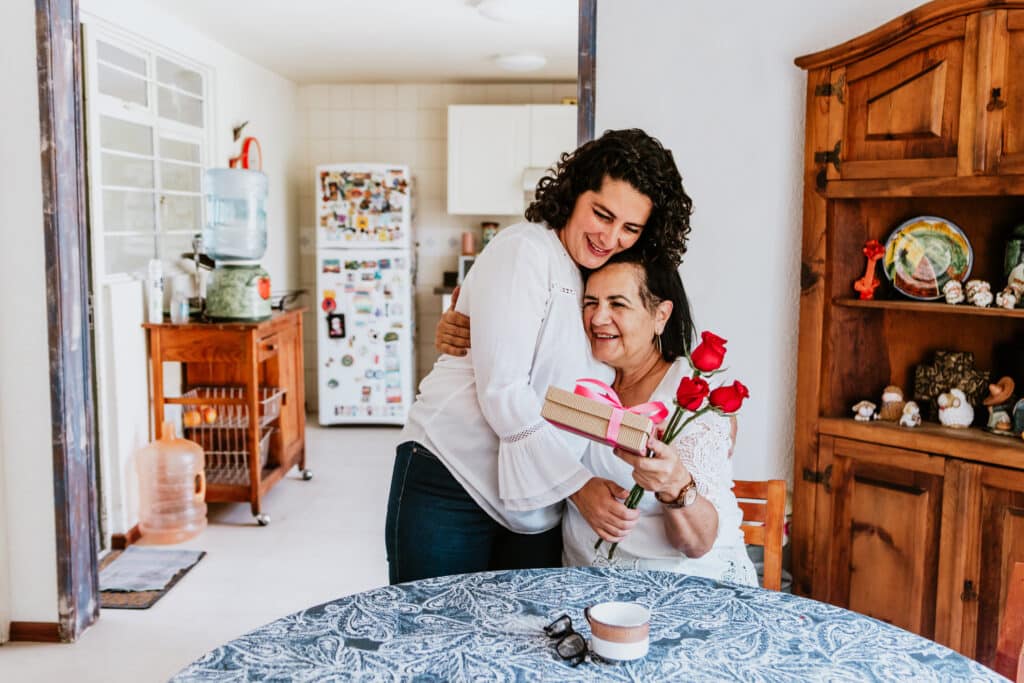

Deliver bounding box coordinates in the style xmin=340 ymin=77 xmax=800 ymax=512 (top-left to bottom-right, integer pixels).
xmin=690 ymin=331 xmax=728 ymax=372
xmin=675 ymin=376 xmax=710 ymax=410
xmin=709 ymin=381 xmax=750 ymax=413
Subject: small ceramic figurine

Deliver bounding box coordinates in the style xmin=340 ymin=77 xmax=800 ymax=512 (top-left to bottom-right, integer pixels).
xmin=973 ymin=289 xmax=994 ymax=307
xmin=965 ymin=279 xmax=993 ymax=307
xmin=1014 ymin=398 xmax=1024 ymax=436
xmin=943 ymin=280 xmax=965 ymax=305
xmin=852 ymin=400 xmax=877 ymax=422
xmin=878 ymin=385 xmax=905 ymax=422
xmin=1007 ymin=262 xmax=1024 ymax=299
xmin=996 ymin=289 xmax=1018 ymax=310
xmin=899 ymin=401 xmax=922 ymax=428
xmin=983 ymin=377 xmax=1017 ymax=436
xmin=938 ymin=388 xmax=974 ymax=428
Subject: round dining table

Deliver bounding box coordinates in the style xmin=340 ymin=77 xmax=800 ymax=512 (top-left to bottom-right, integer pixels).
xmin=172 ymin=567 xmax=1003 ymax=681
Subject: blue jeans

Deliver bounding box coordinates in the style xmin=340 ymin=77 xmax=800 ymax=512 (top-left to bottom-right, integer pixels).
xmin=385 ymin=441 xmax=563 ymax=584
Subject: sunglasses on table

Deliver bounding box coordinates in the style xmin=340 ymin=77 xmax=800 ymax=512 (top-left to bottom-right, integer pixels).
xmin=544 ymin=614 xmax=588 ymax=666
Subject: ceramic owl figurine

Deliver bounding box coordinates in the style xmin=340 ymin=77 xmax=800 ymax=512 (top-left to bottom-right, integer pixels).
xmin=965 ymin=279 xmax=993 ymax=307
xmin=852 ymin=400 xmax=877 ymax=422
xmin=996 ymin=289 xmax=1018 ymax=310
xmin=899 ymin=401 xmax=921 ymax=428
xmin=942 ymin=280 xmax=965 ymax=305
xmin=938 ymin=388 xmax=974 ymax=428
xmin=878 ymin=385 xmax=905 ymax=421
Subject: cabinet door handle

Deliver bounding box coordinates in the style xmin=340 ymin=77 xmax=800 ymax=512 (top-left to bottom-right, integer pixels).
xmin=960 ymin=579 xmax=978 ymax=602
xmin=263 ymin=344 xmax=277 ymax=352
xmin=987 ymin=88 xmax=1007 ymax=112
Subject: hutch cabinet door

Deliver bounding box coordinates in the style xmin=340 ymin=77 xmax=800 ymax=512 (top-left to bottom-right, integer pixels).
xmin=937 ymin=460 xmax=1024 ymax=666
xmin=816 ymin=436 xmax=945 ymax=638
xmin=822 ymin=17 xmax=976 ymax=182
xmin=986 ymin=11 xmax=1024 ymax=174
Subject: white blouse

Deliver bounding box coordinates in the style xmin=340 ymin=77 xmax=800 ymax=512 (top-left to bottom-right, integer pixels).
xmin=402 ymin=222 xmax=610 ymax=533
xmin=562 ymin=360 xmax=758 ymax=586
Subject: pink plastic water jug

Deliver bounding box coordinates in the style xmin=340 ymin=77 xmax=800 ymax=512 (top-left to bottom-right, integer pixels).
xmin=136 ymin=421 xmax=207 ymax=543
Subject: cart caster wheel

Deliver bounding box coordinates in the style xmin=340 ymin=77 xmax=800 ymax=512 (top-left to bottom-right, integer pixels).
xmin=256 ymin=514 xmax=271 ymax=526
xmin=301 ymin=469 xmax=314 ymax=481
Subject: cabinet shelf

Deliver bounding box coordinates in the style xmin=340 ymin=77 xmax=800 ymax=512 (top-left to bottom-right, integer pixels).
xmin=834 ymin=298 xmax=1024 ymax=319
xmin=818 ymin=417 xmax=1024 ymax=470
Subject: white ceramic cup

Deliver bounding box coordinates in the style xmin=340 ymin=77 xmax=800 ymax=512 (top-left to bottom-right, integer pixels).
xmin=584 ymin=601 xmax=650 ymax=661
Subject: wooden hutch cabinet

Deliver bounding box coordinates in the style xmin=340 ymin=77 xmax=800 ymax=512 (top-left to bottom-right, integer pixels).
xmin=793 ymin=0 xmax=1024 ymax=668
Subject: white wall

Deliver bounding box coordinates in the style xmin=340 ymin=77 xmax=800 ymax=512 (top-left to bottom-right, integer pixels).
xmin=295 ymin=82 xmax=576 ymax=406
xmin=0 ymin=0 xmax=60 ymax=633
xmin=596 ymin=0 xmax=921 ymax=481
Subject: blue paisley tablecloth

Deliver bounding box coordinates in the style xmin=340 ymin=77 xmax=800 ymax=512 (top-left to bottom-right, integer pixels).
xmin=172 ymin=567 xmax=1003 ymax=682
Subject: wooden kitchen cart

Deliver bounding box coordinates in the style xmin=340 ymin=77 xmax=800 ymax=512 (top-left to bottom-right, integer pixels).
xmin=793 ymin=0 xmax=1024 ymax=669
xmin=144 ymin=308 xmax=309 ymax=525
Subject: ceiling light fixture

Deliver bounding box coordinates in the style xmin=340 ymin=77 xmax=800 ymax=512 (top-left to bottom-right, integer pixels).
xmin=494 ymin=53 xmax=547 ymax=72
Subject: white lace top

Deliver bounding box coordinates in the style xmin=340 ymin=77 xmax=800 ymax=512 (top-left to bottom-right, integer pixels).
xmin=403 ymin=222 xmax=611 ymax=533
xmin=562 ymin=359 xmax=758 ymax=586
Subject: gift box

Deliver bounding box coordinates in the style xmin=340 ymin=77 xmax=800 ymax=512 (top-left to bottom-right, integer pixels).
xmin=541 ymin=382 xmax=665 ymax=455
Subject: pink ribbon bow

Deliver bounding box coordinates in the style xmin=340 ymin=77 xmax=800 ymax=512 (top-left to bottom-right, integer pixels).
xmin=573 ymin=378 xmax=669 ymax=444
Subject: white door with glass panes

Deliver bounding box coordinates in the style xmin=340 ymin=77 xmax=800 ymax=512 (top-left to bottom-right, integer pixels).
xmin=81 ymin=20 xmax=212 ymax=547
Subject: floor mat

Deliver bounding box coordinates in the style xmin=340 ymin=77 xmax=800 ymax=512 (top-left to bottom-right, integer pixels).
xmin=99 ymin=547 xmax=206 ymax=610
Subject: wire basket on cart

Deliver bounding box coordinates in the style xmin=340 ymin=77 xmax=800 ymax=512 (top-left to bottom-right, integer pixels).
xmin=180 ymin=386 xmax=284 ymax=486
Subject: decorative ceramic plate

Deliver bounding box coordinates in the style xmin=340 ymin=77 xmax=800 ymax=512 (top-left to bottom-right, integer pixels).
xmin=883 ymin=216 xmax=973 ymax=300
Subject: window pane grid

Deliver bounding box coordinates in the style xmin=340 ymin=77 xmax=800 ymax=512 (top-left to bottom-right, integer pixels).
xmin=89 ymin=31 xmax=208 ymax=278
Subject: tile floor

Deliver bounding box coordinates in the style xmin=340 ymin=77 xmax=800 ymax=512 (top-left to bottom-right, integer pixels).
xmin=0 ymin=424 xmax=403 ymax=682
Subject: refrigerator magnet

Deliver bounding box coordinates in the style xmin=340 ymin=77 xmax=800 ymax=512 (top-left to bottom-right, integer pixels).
xmin=323 ymin=259 xmax=341 ymax=273
xmin=341 ymin=355 xmax=354 ymax=367
xmin=322 ymin=297 xmax=336 ymax=313
xmin=327 ymin=313 xmax=346 ymax=339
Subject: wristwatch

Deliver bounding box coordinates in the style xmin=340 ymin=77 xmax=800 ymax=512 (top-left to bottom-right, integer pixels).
xmin=656 ymin=477 xmax=698 ymax=508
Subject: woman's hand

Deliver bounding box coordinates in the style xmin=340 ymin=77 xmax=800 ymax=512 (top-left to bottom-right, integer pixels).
xmin=616 ymin=438 xmax=718 ymax=557
xmin=614 ymin=437 xmax=691 ymax=500
xmin=434 ymin=286 xmax=471 ymax=356
xmin=570 ymin=477 xmax=640 ymax=543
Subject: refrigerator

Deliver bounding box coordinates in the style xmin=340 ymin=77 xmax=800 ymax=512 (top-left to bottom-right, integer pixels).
xmin=315 ymin=163 xmax=414 ymax=426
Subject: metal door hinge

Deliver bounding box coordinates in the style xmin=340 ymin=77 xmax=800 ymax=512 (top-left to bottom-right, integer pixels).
xmin=814 ymin=141 xmax=842 ymax=171
xmin=803 ymin=464 xmax=833 ymax=493
xmin=814 ymin=76 xmax=846 ymax=104
xmin=960 ymin=579 xmax=978 ymax=602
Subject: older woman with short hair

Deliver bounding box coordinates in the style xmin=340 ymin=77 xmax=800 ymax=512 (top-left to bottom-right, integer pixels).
xmin=561 ymin=252 xmax=756 ymax=584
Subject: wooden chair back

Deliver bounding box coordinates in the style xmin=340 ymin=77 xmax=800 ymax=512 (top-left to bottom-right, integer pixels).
xmin=995 ymin=561 xmax=1024 ymax=681
xmin=733 ymin=479 xmax=786 ymax=591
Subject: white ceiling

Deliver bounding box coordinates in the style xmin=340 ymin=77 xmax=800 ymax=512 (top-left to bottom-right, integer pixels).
xmin=142 ymin=0 xmax=578 ymax=84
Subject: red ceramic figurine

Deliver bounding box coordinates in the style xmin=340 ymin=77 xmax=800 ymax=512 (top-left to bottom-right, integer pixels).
xmin=853 ymin=239 xmax=885 ymax=300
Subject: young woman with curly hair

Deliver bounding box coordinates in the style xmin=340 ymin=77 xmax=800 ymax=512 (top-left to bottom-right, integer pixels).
xmin=385 ymin=129 xmax=695 ymax=584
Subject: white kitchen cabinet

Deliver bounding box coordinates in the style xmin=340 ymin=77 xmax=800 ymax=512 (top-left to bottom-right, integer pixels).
xmin=447 ymin=104 xmax=576 ymax=215
xmin=447 ymin=105 xmax=529 ymax=215
xmin=528 ymin=105 xmax=577 ymax=169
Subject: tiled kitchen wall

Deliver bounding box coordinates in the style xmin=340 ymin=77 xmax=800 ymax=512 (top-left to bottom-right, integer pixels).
xmin=296 ymin=82 xmax=577 ymax=408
